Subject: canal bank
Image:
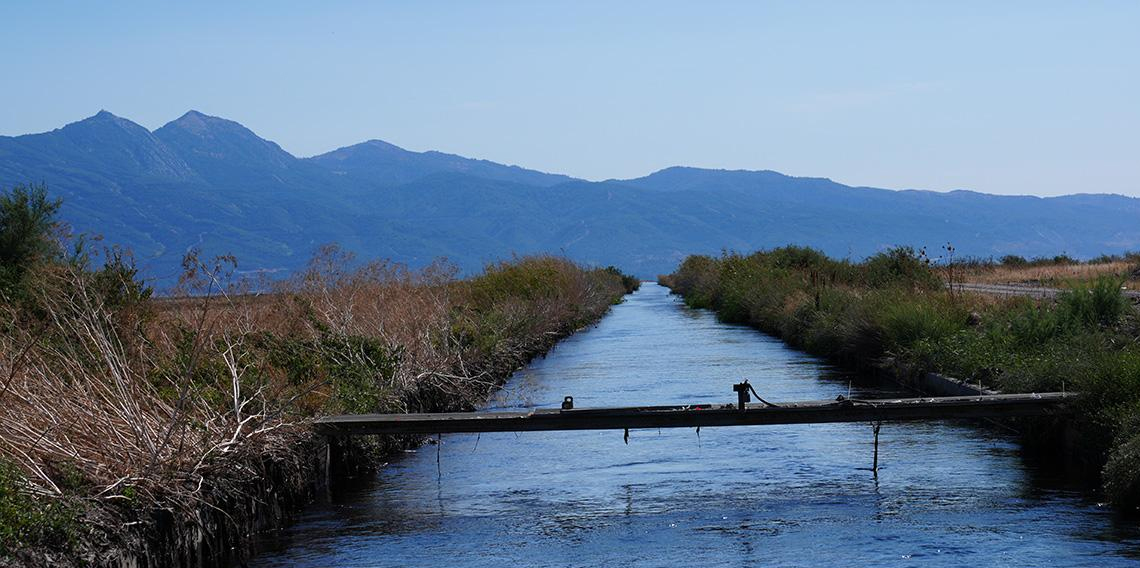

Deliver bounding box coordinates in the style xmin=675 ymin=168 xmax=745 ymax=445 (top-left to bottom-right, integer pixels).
xmin=246 ymin=283 xmax=1140 ymax=567
xmin=0 ymin=257 xmax=632 ymax=568
xmin=114 ymin=275 xmax=629 ymax=568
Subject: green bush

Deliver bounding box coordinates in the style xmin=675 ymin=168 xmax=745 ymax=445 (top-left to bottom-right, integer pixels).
xmin=1090 ymin=254 xmax=1123 ymax=265
xmin=322 ymin=334 xmax=401 ymax=414
xmin=766 ymin=245 xmax=829 ymax=270
xmin=1007 ymin=302 xmax=1065 ymax=346
xmin=1000 ymin=254 xmax=1029 ymax=267
xmin=862 ymin=246 xmax=940 ymax=289
xmin=668 ymin=254 xmax=722 ymax=309
xmin=876 ymin=296 xmax=965 ymax=351
xmin=1104 ymin=424 xmax=1140 ymax=506
xmin=602 ymin=266 xmax=641 ymax=294
xmin=87 ymin=246 xmax=153 ymax=311
xmin=0 ymin=183 xmax=63 ymax=301
xmin=0 ymin=460 xmax=78 ymax=557
xmin=468 ymin=257 xmax=571 ymax=306
xmin=1059 ymin=276 xmax=1127 ymax=328
xmin=662 ymin=245 xmax=1140 ymax=508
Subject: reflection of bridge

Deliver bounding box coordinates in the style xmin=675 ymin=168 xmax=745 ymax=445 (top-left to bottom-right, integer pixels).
xmin=315 ymin=391 xmax=1074 ymax=437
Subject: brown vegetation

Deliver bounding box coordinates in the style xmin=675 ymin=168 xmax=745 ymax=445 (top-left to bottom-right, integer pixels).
xmin=0 ymin=243 xmax=630 ymax=565
xmin=955 ymin=260 xmax=1136 ymax=288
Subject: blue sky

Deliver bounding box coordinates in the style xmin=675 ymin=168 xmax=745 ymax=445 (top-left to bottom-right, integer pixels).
xmin=1 ymin=1 xmax=1137 ymax=196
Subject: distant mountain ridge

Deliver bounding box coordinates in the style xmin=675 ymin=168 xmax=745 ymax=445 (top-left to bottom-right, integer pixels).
xmin=1 ymin=110 xmax=1137 ymax=285
xmin=310 ymin=139 xmax=577 ymax=187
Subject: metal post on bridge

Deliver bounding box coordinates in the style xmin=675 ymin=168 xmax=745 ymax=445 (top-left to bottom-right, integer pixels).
xmin=733 ymin=381 xmax=751 ymax=410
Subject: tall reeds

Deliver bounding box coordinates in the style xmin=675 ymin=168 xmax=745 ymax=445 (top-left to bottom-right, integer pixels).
xmin=0 ymin=247 xmax=630 ymax=563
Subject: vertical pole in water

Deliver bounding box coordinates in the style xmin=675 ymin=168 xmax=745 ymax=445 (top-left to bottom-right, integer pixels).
xmin=872 ymin=421 xmax=882 ymax=478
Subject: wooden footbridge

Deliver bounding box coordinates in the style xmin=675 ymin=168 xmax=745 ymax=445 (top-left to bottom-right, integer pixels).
xmin=315 ymin=382 xmax=1074 ymax=437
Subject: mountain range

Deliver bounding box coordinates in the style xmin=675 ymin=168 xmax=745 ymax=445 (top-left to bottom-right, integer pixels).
xmin=2 ymin=110 xmax=1138 ymax=285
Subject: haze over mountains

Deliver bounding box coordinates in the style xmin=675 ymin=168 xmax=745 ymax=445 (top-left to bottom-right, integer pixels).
xmin=2 ymin=110 xmax=1138 ymax=284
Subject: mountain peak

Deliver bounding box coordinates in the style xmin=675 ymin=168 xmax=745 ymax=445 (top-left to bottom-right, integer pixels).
xmin=73 ymin=109 xmax=133 ymax=126
xmin=364 ymin=139 xmax=406 ymax=151
xmin=60 ymin=110 xmax=150 ymax=137
xmin=177 ymin=109 xmax=218 ymax=122
xmin=152 ymin=110 xmax=311 ymax=186
xmin=5 ymin=109 xmax=1140 ymax=287
xmin=648 ymin=165 xmax=784 ymax=177
xmin=11 ymin=111 xmax=197 ymax=181
xmin=156 ymin=111 xmax=290 ymax=156
xmin=307 ymin=139 xmax=576 ymax=187
xmin=161 ymin=110 xmax=245 ymax=136
xmin=617 ymin=165 xmax=843 ymax=193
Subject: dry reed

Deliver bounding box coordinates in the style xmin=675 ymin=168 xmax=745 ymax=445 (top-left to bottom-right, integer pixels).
xmin=0 ymin=248 xmax=628 ymax=563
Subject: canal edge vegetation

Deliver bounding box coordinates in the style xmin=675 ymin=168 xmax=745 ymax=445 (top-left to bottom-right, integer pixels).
xmin=660 ymin=245 xmax=1140 ymax=509
xmin=0 ymin=183 xmax=637 ymax=566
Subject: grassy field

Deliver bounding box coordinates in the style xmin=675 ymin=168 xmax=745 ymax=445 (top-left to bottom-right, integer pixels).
xmin=661 ymin=246 xmax=1140 ymax=508
xmin=0 ymin=244 xmax=634 ymax=565
xmin=953 ymin=256 xmax=1140 ymax=289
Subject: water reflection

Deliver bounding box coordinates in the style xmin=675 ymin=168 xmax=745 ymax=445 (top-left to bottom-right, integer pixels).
xmin=249 ymin=284 xmax=1140 ymax=567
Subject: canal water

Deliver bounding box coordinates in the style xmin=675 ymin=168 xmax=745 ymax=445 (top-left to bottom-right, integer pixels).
xmin=249 ymin=283 xmax=1140 ymax=567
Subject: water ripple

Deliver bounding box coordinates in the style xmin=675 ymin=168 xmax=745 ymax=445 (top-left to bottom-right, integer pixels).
xmin=249 ymin=284 xmax=1140 ymax=567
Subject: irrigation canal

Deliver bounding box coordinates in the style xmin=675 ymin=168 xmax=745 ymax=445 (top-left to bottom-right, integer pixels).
xmin=248 ymin=283 xmax=1140 ymax=567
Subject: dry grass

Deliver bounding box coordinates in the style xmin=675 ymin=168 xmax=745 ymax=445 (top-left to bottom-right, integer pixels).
xmin=954 ymin=260 xmax=1135 ymax=288
xmin=0 ymin=248 xmax=628 ymax=562
xmin=0 ymin=265 xmax=305 ymax=511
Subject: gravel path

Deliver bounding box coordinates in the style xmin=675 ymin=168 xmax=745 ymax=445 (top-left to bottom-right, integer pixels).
xmin=952 ymin=282 xmax=1140 ymax=299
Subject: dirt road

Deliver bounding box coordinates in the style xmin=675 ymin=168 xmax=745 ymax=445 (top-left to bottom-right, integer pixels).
xmin=952 ymin=282 xmax=1140 ymax=299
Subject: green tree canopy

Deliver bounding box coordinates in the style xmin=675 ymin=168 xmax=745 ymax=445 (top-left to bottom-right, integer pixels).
xmin=0 ymin=183 xmax=63 ymax=298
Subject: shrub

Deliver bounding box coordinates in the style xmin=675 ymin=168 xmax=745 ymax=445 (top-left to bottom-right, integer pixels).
xmin=322 ymin=333 xmax=401 ymax=414
xmin=1008 ymin=303 xmax=1065 ymax=346
xmin=0 ymin=459 xmax=78 ymax=557
xmin=1059 ymin=276 xmax=1127 ymax=328
xmin=667 ymin=255 xmax=722 ymax=308
xmin=862 ymin=246 xmax=941 ymax=290
xmin=0 ymin=183 xmax=63 ymax=301
xmin=1000 ymin=254 xmax=1028 ymax=267
xmin=876 ymin=296 xmax=965 ymax=351
xmin=0 ymin=236 xmax=631 ymax=562
xmin=663 ymin=245 xmax=1140 ymax=508
xmin=1090 ymin=254 xmax=1123 ymax=265
xmin=766 ymin=245 xmax=829 ymax=270
xmin=602 ymin=266 xmax=641 ymax=294
xmin=1104 ymin=423 xmax=1140 ymax=506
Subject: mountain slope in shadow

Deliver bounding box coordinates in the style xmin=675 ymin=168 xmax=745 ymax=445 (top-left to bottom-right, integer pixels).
xmin=1 ymin=111 xmax=1137 ymax=284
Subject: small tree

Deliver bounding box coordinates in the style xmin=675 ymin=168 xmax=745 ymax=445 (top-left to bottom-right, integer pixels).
xmin=0 ymin=183 xmax=63 ymax=299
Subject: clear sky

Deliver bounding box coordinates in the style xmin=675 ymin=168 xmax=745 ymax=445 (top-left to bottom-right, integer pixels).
xmin=1 ymin=1 xmax=1137 ymax=196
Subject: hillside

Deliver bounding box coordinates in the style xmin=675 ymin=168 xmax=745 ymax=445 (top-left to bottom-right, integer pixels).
xmin=309 ymin=139 xmax=576 ymax=187
xmin=1 ymin=111 xmax=1138 ymax=284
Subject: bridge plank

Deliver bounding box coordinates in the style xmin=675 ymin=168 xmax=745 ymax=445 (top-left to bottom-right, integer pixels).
xmin=314 ymin=393 xmax=1074 ymax=436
